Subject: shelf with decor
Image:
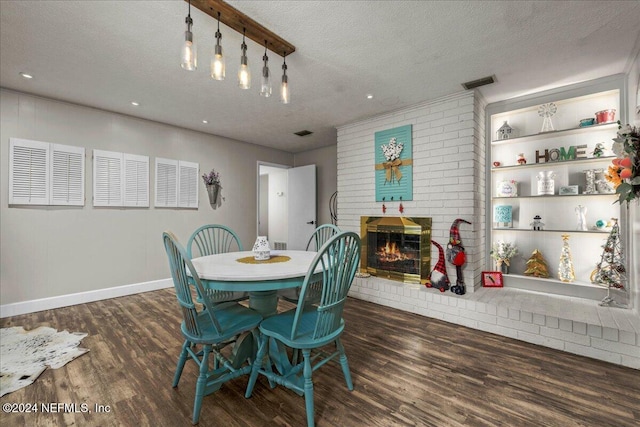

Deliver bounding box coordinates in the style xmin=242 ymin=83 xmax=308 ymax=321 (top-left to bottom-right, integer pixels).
xmin=491 ymin=228 xmax=611 ymax=234
xmin=492 ymin=192 xmax=615 ymax=200
xmin=490 ymin=122 xmax=618 ymax=145
xmin=485 ymin=75 xmax=629 ymax=303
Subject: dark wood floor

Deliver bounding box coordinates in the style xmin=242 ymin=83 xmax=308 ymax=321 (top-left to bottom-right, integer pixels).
xmin=1 ymin=289 xmax=638 ymax=426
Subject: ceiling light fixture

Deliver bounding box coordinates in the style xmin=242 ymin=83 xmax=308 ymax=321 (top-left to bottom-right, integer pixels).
xmin=187 ymin=0 xmax=295 ymax=100
xmin=238 ymin=28 xmax=251 ymax=89
xmin=280 ymin=53 xmax=289 ymax=104
xmin=202 ymin=120 xmax=208 ymax=124
xmin=180 ymin=0 xmax=197 ymax=71
xmin=211 ymin=11 xmax=225 ymax=80
xmin=131 ymin=101 xmax=140 ymax=106
xmin=19 ymin=72 xmax=34 ymax=79
xmin=366 ymin=94 xmax=373 ymax=99
xmin=260 ymin=40 xmax=272 ymax=97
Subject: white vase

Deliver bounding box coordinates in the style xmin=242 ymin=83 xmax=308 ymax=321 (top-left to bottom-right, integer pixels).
xmin=252 ymin=236 xmax=271 ymax=260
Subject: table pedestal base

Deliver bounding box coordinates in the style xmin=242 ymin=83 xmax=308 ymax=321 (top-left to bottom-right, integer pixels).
xmin=248 ymin=290 xmax=279 ymax=317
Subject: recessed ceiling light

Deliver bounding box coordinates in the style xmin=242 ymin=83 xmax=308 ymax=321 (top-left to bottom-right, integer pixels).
xmin=366 ymin=94 xmax=374 ymax=99
xmin=19 ymin=72 xmax=34 ymax=79
xmin=131 ymin=101 xmax=140 ymax=106
xmin=202 ymin=120 xmax=208 ymax=124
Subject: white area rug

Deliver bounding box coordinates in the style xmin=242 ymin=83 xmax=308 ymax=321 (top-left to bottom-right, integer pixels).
xmin=0 ymin=326 xmax=89 ymax=397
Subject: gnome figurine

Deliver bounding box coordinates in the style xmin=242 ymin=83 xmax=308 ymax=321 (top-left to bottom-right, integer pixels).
xmin=426 ymin=240 xmax=450 ymax=292
xmin=446 ymin=218 xmax=472 ymax=295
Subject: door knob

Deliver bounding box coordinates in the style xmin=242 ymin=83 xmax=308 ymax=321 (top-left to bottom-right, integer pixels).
xmin=306 ymin=220 xmax=316 ymax=225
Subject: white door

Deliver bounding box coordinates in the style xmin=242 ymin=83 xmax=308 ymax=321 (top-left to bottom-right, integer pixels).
xmin=287 ymin=164 xmax=316 ymax=250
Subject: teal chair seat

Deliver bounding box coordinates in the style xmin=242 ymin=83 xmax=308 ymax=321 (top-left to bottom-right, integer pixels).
xmin=245 ymin=231 xmax=361 ymax=427
xmin=183 ymin=303 xmax=263 ymax=344
xmin=257 ymin=309 xmax=345 ymax=348
xmin=163 ymin=231 xmax=262 ymax=425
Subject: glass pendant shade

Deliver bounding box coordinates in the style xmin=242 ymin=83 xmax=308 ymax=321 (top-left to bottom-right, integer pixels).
xmin=280 ymin=56 xmax=289 ymax=104
xmin=260 ymin=49 xmax=272 ymax=97
xmin=280 ymin=74 xmax=289 ymax=104
xmin=210 ymin=13 xmax=224 ymax=80
xmin=211 ymin=45 xmax=225 ymax=80
xmin=238 ymin=38 xmax=251 ymax=89
xmin=238 ymin=62 xmax=251 ymax=89
xmin=260 ymin=68 xmax=272 ymax=97
xmin=181 ymin=29 xmax=197 ymax=70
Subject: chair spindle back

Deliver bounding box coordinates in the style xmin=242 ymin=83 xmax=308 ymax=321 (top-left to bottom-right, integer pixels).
xmin=305 ymin=224 xmax=340 ymax=251
xmin=187 ymin=224 xmax=243 ymax=259
xmin=163 ymin=231 xmax=223 ymax=335
xmin=292 ymin=231 xmax=361 ymax=341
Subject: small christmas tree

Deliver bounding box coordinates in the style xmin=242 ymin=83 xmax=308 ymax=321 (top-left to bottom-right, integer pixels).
xmin=592 ymin=219 xmax=627 ymax=307
xmin=524 ymin=249 xmax=550 ymax=278
xmin=558 ymin=234 xmax=575 ymax=282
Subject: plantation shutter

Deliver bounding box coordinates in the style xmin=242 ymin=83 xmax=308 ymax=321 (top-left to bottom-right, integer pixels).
xmin=51 ymin=143 xmax=85 ymax=206
xmin=93 ymin=150 xmax=123 ymax=207
xmin=124 ymin=153 xmax=149 ymax=207
xmin=155 ymin=158 xmax=178 ymax=207
xmin=178 ymin=160 xmax=199 ymax=208
xmin=9 ymin=138 xmax=50 ymax=205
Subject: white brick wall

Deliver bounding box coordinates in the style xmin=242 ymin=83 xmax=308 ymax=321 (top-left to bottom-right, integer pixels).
xmin=337 ymin=91 xmax=640 ymax=369
xmin=337 ymin=91 xmax=484 ymax=290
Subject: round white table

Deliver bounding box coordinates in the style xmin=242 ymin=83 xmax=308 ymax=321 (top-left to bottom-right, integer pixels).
xmin=191 ymin=250 xmax=319 ymax=317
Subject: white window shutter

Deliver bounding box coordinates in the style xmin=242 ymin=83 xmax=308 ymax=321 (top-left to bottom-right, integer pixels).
xmin=93 ymin=149 xmax=123 ymax=206
xmin=51 ymin=143 xmax=85 ymax=206
xmin=178 ymin=160 xmax=199 ymax=208
xmin=155 ymin=158 xmax=178 ymax=207
xmin=124 ymin=153 xmax=149 ymax=207
xmin=9 ymin=138 xmax=50 ymax=205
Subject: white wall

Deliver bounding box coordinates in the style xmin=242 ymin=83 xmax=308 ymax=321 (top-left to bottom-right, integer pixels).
xmin=0 ymin=89 xmax=293 ymax=309
xmin=337 ymin=90 xmax=486 ymax=291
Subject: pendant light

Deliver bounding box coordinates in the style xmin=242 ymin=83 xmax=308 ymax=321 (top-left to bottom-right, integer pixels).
xmin=280 ymin=52 xmax=290 ymax=104
xmin=260 ymin=40 xmax=272 ymax=97
xmin=180 ymin=0 xmax=197 ymax=70
xmin=238 ymin=28 xmax=251 ymax=89
xmin=211 ymin=12 xmax=225 ymax=80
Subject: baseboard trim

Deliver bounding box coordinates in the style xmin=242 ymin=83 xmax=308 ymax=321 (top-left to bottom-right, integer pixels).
xmin=0 ymin=279 xmax=173 ymax=318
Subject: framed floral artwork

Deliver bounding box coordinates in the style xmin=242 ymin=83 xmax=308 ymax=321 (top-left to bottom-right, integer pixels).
xmin=374 ymin=124 xmax=413 ymax=202
xmin=481 ymin=271 xmax=503 ymax=287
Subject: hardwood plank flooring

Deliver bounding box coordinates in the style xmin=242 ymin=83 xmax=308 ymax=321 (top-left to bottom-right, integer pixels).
xmin=1 ymin=289 xmax=638 ymax=426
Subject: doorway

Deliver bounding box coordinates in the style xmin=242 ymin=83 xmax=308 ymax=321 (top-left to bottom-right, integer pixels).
xmin=257 ymin=162 xmax=317 ymax=250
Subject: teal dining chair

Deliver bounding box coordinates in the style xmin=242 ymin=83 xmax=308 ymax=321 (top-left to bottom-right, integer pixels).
xmin=278 ymin=223 xmax=340 ymax=304
xmin=163 ymin=231 xmax=262 ymax=425
xmin=245 ymin=231 xmax=361 ymax=427
xmin=187 ymin=224 xmax=249 ymax=304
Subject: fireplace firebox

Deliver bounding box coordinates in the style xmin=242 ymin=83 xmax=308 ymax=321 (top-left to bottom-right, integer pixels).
xmin=360 ymin=216 xmax=432 ymax=284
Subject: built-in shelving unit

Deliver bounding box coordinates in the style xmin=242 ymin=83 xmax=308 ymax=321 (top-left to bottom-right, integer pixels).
xmin=485 ymin=75 xmax=629 ymax=302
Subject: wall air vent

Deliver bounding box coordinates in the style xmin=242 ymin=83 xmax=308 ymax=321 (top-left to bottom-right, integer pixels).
xmin=294 ymin=130 xmax=313 ymax=137
xmin=461 ymin=75 xmax=496 ymax=90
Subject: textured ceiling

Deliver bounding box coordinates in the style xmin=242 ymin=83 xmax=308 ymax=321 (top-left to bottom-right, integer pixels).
xmin=1 ymin=1 xmax=639 ymax=153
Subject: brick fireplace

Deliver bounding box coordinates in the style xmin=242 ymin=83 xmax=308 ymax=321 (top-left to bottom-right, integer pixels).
xmin=360 ymin=216 xmax=431 ymax=285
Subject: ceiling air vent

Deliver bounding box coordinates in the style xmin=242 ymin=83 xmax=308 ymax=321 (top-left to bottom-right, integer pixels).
xmin=461 ymin=75 xmax=496 ymax=90
xmin=294 ymin=130 xmax=313 ymax=137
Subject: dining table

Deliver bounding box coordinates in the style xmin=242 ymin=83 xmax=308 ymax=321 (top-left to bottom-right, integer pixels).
xmin=190 ymin=249 xmax=320 ymax=317
xmin=190 ymin=250 xmax=322 ymax=374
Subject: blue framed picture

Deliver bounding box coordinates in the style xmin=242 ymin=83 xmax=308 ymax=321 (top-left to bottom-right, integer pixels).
xmin=374 ymin=124 xmax=413 ymax=202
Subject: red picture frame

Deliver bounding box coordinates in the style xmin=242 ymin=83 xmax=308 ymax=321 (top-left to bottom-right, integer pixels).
xmin=481 ymin=271 xmax=503 ymax=287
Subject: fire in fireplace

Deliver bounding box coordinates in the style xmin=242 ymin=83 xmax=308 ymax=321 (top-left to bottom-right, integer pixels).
xmin=360 ymin=216 xmax=431 ymax=284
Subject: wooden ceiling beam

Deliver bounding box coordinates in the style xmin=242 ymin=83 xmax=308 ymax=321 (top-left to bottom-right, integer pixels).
xmin=188 ymin=0 xmax=296 ymax=57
